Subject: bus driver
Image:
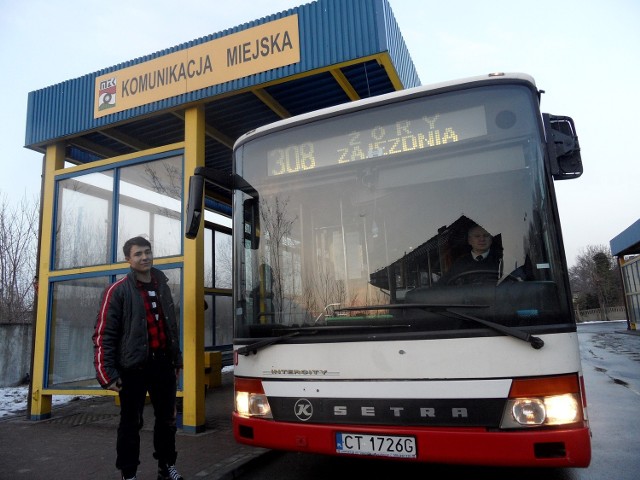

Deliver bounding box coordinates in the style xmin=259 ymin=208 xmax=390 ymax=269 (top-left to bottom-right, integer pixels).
xmin=439 ymin=225 xmax=502 ymax=285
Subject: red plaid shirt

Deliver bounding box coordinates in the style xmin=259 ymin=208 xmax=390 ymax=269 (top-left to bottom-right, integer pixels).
xmin=137 ymin=279 xmax=167 ymax=351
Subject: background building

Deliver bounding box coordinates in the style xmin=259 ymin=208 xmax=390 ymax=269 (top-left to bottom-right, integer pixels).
xmin=610 ymin=219 xmax=640 ymax=330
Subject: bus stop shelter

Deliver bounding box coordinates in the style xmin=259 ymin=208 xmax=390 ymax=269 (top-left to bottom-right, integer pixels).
xmin=610 ymin=219 xmax=640 ymax=331
xmin=24 ymin=0 xmax=419 ymax=432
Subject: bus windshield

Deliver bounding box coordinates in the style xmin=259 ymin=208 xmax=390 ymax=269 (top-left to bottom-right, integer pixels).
xmin=233 ymin=84 xmax=572 ymax=339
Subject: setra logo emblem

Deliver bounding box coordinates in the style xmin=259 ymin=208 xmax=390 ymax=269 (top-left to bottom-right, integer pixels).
xmin=294 ymin=398 xmax=313 ymax=421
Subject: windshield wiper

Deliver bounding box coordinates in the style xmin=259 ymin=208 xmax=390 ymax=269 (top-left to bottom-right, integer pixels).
xmin=334 ymin=304 xmax=544 ymax=349
xmin=445 ymin=308 xmax=544 ymax=349
xmin=237 ymin=331 xmax=303 ymax=356
xmin=237 ymin=323 xmax=412 ymax=356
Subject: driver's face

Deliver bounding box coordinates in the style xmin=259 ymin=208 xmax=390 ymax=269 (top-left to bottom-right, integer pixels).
xmin=468 ymin=227 xmax=492 ymax=253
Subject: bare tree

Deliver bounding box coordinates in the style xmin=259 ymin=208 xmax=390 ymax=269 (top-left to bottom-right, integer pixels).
xmin=0 ymin=193 xmax=39 ymax=324
xmin=569 ymin=244 xmax=623 ymax=317
xmin=305 ymin=265 xmax=347 ymax=316
xmin=260 ymin=196 xmax=296 ymax=323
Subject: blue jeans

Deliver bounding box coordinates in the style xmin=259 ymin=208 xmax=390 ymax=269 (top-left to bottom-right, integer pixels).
xmin=116 ymin=354 xmax=177 ymax=476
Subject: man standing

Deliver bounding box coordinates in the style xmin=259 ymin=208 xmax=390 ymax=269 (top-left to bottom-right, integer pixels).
xmin=93 ymin=236 xmax=184 ymax=480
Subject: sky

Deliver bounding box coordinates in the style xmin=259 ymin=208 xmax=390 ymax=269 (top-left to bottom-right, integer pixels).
xmin=0 ymin=0 xmax=638 ymax=267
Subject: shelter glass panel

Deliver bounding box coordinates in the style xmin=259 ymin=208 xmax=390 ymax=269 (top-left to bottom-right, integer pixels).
xmin=204 ymin=225 xmax=232 ymax=350
xmin=54 ymin=171 xmax=113 ymax=269
xmin=205 ymin=229 xmax=213 ymax=288
xmin=203 ymin=292 xmax=232 ymax=350
xmin=215 ymin=231 xmax=232 ymax=289
xmin=116 ymin=156 xmax=183 ymax=261
xmin=622 ymin=257 xmax=640 ymax=324
xmin=215 ymin=294 xmax=233 ymax=346
xmin=47 ymin=276 xmax=111 ymax=388
xmin=204 ymin=293 xmax=214 ymax=347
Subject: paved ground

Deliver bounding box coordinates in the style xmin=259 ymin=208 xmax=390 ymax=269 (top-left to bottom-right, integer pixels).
xmin=0 ymin=371 xmax=275 ymax=479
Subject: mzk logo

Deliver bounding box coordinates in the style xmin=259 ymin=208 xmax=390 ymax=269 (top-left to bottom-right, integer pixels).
xmin=98 ymin=77 xmax=117 ymax=111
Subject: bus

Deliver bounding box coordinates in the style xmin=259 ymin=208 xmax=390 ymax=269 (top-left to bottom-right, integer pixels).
xmin=186 ymin=72 xmax=591 ymax=467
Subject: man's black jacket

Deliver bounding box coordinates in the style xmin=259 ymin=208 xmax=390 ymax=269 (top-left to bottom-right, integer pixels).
xmin=93 ymin=268 xmax=183 ymax=389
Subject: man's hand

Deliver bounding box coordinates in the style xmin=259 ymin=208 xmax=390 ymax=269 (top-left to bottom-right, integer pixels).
xmin=106 ymin=378 xmax=122 ymax=392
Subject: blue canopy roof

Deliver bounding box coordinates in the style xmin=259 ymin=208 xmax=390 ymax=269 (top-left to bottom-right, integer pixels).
xmin=25 ymin=0 xmax=419 ymax=179
xmin=610 ymin=219 xmax=640 ymax=256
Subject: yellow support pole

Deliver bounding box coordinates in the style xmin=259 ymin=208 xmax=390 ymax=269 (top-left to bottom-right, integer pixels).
xmin=30 ymin=142 xmax=65 ymax=420
xmin=182 ymin=105 xmax=206 ymax=432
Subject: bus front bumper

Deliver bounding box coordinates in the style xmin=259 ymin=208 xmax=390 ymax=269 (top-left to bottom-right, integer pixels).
xmin=233 ymin=413 xmax=591 ymax=468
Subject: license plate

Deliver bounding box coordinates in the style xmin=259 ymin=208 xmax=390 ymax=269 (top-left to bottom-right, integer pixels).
xmin=336 ymin=432 xmax=417 ymax=459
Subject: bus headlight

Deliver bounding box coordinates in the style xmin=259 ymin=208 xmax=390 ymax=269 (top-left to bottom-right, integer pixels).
xmin=503 ymin=393 xmax=580 ymax=427
xmin=512 ymin=398 xmax=546 ymax=425
xmin=544 ymin=393 xmax=580 ymax=424
xmin=234 ymin=378 xmax=273 ymax=418
xmin=500 ymin=375 xmax=585 ymax=429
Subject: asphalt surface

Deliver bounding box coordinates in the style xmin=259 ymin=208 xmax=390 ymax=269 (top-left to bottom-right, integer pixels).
xmin=0 ymin=370 xmax=275 ymax=479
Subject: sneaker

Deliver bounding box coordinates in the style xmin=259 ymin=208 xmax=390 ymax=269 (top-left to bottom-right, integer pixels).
xmin=122 ymin=476 xmax=137 ymax=480
xmin=158 ymin=464 xmax=183 ymax=480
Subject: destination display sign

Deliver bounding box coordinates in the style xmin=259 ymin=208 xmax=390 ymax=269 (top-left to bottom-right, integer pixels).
xmin=266 ymin=104 xmax=487 ymax=176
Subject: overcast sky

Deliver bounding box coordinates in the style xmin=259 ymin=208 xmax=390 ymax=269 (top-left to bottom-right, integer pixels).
xmin=0 ymin=0 xmax=637 ymax=266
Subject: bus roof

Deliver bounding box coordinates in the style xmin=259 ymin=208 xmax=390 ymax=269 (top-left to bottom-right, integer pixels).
xmin=234 ymin=72 xmax=538 ymax=149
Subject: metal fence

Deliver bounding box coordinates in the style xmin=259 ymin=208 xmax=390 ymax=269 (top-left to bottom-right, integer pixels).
xmin=575 ymin=306 xmax=626 ymax=322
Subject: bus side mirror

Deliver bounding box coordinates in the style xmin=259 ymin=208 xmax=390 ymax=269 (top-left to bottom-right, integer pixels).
xmin=185 ymin=174 xmax=204 ymax=239
xmin=543 ymin=114 xmax=583 ymax=180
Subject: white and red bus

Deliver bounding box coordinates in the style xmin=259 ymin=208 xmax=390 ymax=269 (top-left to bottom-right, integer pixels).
xmin=187 ymin=73 xmax=591 ymax=467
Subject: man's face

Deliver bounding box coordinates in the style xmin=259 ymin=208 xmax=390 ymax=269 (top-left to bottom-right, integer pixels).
xmin=468 ymin=227 xmax=492 ymax=253
xmin=126 ymin=244 xmax=153 ymax=275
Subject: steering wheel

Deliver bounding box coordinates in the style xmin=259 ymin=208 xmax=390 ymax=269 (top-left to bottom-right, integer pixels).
xmin=445 ymin=269 xmax=499 ymax=285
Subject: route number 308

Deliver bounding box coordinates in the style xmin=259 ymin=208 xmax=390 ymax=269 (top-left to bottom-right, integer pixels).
xmin=269 ymin=143 xmax=316 ymax=176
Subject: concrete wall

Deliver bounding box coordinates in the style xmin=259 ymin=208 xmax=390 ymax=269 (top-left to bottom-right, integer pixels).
xmin=0 ymin=323 xmax=33 ymax=387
